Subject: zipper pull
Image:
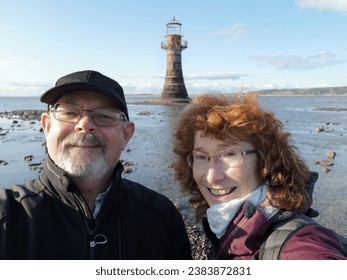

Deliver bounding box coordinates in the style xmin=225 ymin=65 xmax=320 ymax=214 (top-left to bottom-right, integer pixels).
xmin=90 ymin=233 xmax=108 ymax=248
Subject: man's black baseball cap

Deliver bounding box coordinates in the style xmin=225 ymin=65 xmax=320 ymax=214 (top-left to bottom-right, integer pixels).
xmin=40 ymin=70 xmax=129 ymax=120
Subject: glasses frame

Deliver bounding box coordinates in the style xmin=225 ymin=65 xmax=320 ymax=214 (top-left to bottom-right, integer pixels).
xmin=187 ymin=148 xmax=257 ymax=169
xmin=50 ymin=103 xmax=127 ymax=127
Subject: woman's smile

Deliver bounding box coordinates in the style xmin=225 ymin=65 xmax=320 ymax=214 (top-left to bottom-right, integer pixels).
xmin=208 ymin=186 xmax=237 ymax=196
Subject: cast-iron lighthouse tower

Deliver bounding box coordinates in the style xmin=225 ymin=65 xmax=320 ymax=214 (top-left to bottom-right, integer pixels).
xmin=160 ymin=17 xmax=189 ymax=100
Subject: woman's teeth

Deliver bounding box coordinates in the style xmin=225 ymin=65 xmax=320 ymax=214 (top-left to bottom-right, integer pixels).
xmin=209 ymin=187 xmax=236 ymax=196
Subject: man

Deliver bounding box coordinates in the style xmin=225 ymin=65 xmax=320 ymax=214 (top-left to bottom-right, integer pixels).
xmin=0 ymin=70 xmax=192 ymax=259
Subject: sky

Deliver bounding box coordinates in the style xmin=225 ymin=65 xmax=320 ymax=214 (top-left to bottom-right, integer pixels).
xmin=1 ymin=0 xmax=347 ymax=97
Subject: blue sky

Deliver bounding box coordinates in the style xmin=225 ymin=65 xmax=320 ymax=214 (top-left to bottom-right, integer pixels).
xmin=1 ymin=0 xmax=347 ymax=96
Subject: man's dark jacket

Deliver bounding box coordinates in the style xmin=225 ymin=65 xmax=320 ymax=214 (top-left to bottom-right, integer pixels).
xmin=0 ymin=158 xmax=192 ymax=260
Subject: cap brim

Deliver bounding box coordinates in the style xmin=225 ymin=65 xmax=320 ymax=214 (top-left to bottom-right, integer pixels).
xmin=40 ymin=83 xmax=127 ymax=114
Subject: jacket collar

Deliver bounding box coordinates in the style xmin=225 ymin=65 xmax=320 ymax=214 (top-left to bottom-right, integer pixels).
xmin=44 ymin=156 xmax=70 ymax=191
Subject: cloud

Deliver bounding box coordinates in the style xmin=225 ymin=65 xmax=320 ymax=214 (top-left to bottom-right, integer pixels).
xmin=186 ymin=82 xmax=241 ymax=94
xmin=0 ymin=81 xmax=48 ymax=96
xmin=118 ymin=72 xmax=248 ymax=95
xmin=296 ymin=0 xmax=347 ymax=13
xmin=141 ymin=72 xmax=247 ymax=81
xmin=210 ymin=23 xmax=247 ymax=40
xmin=122 ymin=83 xmax=162 ymax=94
xmin=250 ymin=51 xmax=346 ymax=71
xmin=120 ymin=74 xmax=247 ymax=95
xmin=185 ymin=72 xmax=247 ymax=80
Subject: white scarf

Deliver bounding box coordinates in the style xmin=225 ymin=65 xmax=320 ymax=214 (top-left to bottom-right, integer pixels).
xmin=206 ymin=184 xmax=268 ymax=239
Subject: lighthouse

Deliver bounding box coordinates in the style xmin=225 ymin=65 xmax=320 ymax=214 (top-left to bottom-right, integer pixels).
xmin=160 ymin=17 xmax=189 ymax=100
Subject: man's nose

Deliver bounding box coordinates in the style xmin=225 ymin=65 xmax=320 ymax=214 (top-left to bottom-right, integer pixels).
xmin=74 ymin=112 xmax=96 ymax=133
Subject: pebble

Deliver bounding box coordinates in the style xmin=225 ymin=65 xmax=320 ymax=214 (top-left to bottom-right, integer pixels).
xmin=326 ymin=151 xmax=336 ymax=159
xmin=24 ymin=155 xmax=33 ymax=161
xmin=319 ymin=160 xmax=334 ymax=166
xmin=0 ymin=110 xmax=44 ymax=123
xmin=28 ymin=162 xmax=42 ymax=167
xmin=137 ymin=111 xmax=152 ymax=116
xmin=185 ymin=225 xmax=211 ymax=260
xmin=322 ymin=168 xmax=331 ymax=173
xmin=120 ymin=160 xmax=134 ymax=174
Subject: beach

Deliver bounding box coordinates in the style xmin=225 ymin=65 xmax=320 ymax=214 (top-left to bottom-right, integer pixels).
xmin=0 ymin=95 xmax=347 ymax=259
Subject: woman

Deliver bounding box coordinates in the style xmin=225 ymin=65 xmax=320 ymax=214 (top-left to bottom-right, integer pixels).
xmin=173 ymin=94 xmax=346 ymax=260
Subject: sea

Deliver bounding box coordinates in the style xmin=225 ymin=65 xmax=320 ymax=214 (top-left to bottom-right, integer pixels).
xmin=0 ymin=94 xmax=347 ymax=236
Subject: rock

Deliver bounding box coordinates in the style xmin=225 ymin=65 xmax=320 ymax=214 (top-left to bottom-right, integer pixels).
xmin=0 ymin=160 xmax=8 ymax=165
xmin=28 ymin=162 xmax=42 ymax=167
xmin=326 ymin=151 xmax=336 ymax=159
xmin=122 ymin=168 xmax=132 ymax=174
xmin=31 ymin=166 xmax=44 ymax=172
xmin=24 ymin=155 xmax=33 ymax=161
xmin=120 ymin=160 xmax=134 ymax=167
xmin=0 ymin=110 xmax=45 ymax=121
xmin=319 ymin=160 xmax=334 ymax=166
xmin=322 ymin=168 xmax=331 ymax=173
xmin=137 ymin=111 xmax=152 ymax=116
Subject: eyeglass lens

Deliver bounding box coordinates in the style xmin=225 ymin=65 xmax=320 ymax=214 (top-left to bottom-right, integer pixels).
xmin=52 ymin=103 xmax=125 ymax=127
xmin=188 ymin=149 xmax=256 ymax=168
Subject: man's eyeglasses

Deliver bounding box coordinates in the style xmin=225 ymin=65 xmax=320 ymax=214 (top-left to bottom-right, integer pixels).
xmin=187 ymin=148 xmax=257 ymax=169
xmin=50 ymin=103 xmax=127 ymax=127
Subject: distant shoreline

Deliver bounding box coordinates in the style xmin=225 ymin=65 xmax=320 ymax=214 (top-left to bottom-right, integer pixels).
xmin=1 ymin=92 xmax=347 ymax=99
xmin=1 ymin=94 xmax=347 ymax=120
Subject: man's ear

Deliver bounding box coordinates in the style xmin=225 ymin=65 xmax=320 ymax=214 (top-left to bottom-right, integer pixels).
xmin=123 ymin=121 xmax=135 ymax=146
xmin=41 ymin=112 xmax=51 ymax=136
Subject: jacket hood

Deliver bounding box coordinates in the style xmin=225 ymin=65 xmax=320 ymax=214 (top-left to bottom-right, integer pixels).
xmin=248 ymin=171 xmax=319 ymax=224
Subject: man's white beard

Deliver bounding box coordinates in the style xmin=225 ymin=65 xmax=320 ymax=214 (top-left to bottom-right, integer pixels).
xmin=55 ymin=133 xmax=108 ymax=179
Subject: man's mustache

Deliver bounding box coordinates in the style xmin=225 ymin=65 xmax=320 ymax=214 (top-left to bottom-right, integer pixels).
xmin=61 ymin=133 xmax=108 ymax=150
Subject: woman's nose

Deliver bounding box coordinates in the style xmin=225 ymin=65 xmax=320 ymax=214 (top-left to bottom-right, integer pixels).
xmin=206 ymin=162 xmax=224 ymax=184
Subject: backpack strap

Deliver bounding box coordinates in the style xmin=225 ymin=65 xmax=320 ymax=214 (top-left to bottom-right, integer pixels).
xmin=259 ymin=214 xmax=317 ymax=260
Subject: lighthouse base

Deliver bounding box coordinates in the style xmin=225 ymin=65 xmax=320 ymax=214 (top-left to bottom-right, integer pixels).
xmin=161 ymin=84 xmax=189 ymax=100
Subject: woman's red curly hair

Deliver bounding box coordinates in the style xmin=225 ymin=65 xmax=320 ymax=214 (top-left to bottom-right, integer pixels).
xmin=173 ymin=94 xmax=310 ymax=220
